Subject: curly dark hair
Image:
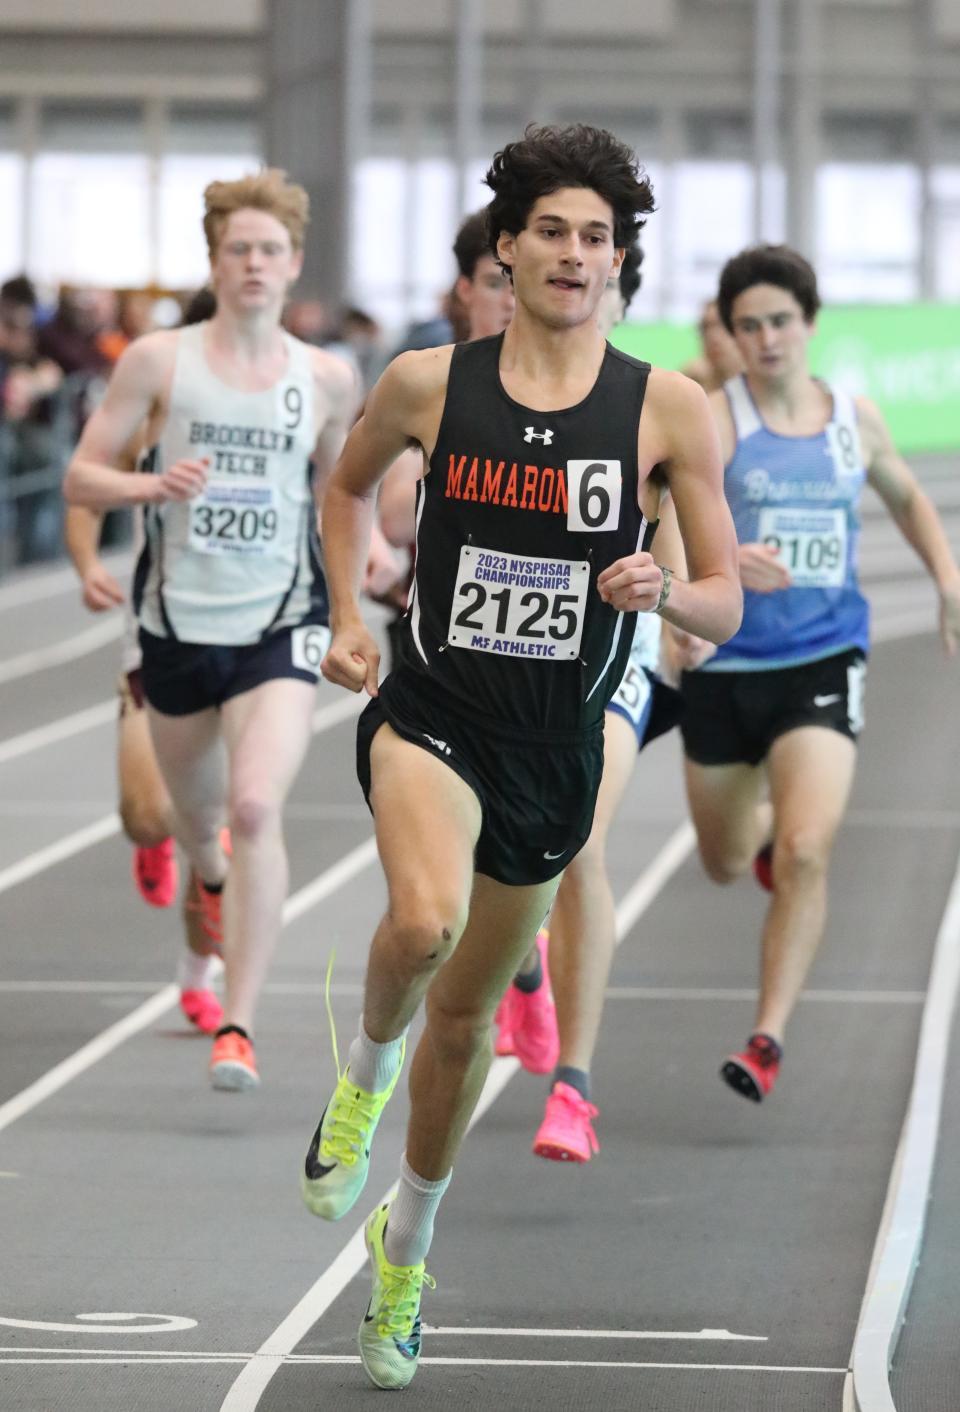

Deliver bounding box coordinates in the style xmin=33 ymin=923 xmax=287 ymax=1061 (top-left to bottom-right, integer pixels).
xmin=717 ymin=244 xmax=820 ymax=331
xmin=484 ymin=124 xmax=654 ymax=270
xmin=453 ymin=211 xmax=492 ymax=280
xmin=618 ymin=240 xmax=644 ymax=312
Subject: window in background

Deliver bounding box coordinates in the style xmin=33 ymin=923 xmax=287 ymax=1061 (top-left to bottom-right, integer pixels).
xmin=31 ymin=153 xmax=152 ymax=287
xmin=352 ymin=156 xmax=408 ymax=329
xmin=931 ymin=165 xmax=960 ymax=301
xmin=408 ymin=157 xmax=456 ymax=322
xmin=0 ymin=153 xmax=23 ymax=280
xmin=668 ymin=160 xmax=754 ymax=320
xmin=817 ymin=163 xmax=921 ymax=302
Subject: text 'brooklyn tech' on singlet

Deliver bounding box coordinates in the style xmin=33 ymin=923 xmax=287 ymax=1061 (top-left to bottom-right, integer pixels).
xmin=134 ymin=323 xmax=326 ymax=646
xmin=704 ymin=372 xmax=870 ymax=672
xmin=390 ymin=332 xmax=657 ymax=735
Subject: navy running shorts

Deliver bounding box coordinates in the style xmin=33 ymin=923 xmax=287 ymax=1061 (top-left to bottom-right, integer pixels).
xmin=139 ymin=623 xmax=329 ymax=717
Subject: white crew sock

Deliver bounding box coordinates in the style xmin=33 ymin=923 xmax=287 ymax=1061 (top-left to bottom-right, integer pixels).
xmin=347 ymin=1022 xmax=407 ymax=1094
xmin=383 ymin=1153 xmax=452 ymax=1268
xmin=176 ymin=949 xmax=216 ymax=992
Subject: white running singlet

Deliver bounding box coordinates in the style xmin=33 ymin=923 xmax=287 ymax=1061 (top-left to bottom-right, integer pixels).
xmin=135 ymin=324 xmax=323 ymax=645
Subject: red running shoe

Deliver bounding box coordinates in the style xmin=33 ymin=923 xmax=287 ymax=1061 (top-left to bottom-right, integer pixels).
xmin=753 ymin=843 xmax=774 ymax=892
xmin=532 ymin=1082 xmax=600 ymax=1163
xmin=721 ymin=1033 xmax=782 ymax=1102
xmin=133 ymin=838 xmax=178 ymax=908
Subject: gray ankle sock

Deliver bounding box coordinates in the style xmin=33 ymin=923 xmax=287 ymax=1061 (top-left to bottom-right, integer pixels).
xmin=383 ymin=1154 xmax=452 ymax=1267
xmin=553 ymin=1065 xmax=591 ymax=1102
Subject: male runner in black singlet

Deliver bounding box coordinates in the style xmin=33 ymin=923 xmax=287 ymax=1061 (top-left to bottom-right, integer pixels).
xmin=300 ymin=125 xmax=742 ymax=1390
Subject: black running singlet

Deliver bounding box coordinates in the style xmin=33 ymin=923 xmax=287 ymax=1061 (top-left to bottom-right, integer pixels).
xmin=399 ymin=333 xmax=655 ymax=732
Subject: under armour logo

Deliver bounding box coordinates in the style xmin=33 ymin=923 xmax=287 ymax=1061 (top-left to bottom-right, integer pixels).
xmin=523 ymin=427 xmax=554 ymax=445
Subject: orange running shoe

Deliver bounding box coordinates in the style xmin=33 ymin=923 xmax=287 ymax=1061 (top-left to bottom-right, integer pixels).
xmin=133 ymin=838 xmax=178 ymax=908
xmin=209 ymin=1027 xmax=259 ymax=1091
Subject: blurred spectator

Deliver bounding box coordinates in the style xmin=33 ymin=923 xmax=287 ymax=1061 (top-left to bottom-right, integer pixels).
xmin=285 ymin=298 xmax=331 ymax=346
xmin=0 ymin=277 xmax=72 ymax=566
xmin=324 ymin=305 xmax=386 ymax=392
xmin=96 ymin=290 xmax=160 ymax=363
xmin=390 ymin=293 xmax=455 ymax=357
xmin=37 ymin=287 xmax=114 ymax=378
xmin=182 ymin=286 xmax=217 ymax=325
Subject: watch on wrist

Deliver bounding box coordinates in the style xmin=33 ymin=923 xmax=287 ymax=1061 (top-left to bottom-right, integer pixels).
xmin=654 ymin=564 xmax=673 ymax=614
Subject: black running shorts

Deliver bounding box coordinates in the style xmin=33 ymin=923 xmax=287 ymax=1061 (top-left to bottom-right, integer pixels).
xmin=680 ymin=647 xmax=866 ymax=768
xmin=139 ymin=624 xmax=329 ymax=717
xmin=356 ymin=669 xmax=604 ymax=888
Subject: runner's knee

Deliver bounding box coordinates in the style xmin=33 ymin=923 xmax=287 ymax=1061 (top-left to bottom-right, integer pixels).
xmin=119 ymin=796 xmax=170 ymax=848
xmin=229 ymin=792 xmax=280 ymax=842
xmin=386 ymin=893 xmax=468 ymax=976
xmin=697 ymin=839 xmax=750 ymax=885
xmin=775 ymin=824 xmax=831 ymax=881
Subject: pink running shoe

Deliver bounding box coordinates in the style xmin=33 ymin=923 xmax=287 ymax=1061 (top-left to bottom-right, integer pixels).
xmin=133 ymin=838 xmax=178 ymax=908
xmin=493 ymin=991 xmax=517 ymax=1057
xmin=509 ymin=929 xmax=559 ymax=1075
xmin=533 ymin=1082 xmax=600 ymax=1163
xmin=180 ymin=988 xmax=223 ymax=1036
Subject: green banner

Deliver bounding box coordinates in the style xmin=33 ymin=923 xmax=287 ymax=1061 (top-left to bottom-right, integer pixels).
xmin=611 ymin=304 xmax=960 ymax=453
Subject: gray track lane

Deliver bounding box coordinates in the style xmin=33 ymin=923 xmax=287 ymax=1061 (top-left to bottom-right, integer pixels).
xmin=0 ymin=460 xmax=957 ymax=1411
xmin=0 ymin=634 xmax=954 ymax=1412
xmin=253 ymin=633 xmax=959 ymax=1412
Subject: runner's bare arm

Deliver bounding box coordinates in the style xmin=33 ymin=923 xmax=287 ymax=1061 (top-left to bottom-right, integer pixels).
xmin=64 ymin=333 xmax=207 ymax=511
xmin=599 ymin=371 xmax=742 ymax=643
xmin=310 ymin=349 xmax=362 ymax=514
xmin=64 ymin=426 xmax=146 ymax=611
xmin=319 ymin=349 xmax=450 ymax=696
xmin=64 ymin=506 xmax=124 ymax=611
xmin=655 ymin=494 xmax=717 ymax=672
xmin=859 ymin=396 xmax=960 ymax=654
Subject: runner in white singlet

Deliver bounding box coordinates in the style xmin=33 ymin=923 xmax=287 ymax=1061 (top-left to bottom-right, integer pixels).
xmin=65 ymin=170 xmax=359 ymax=1091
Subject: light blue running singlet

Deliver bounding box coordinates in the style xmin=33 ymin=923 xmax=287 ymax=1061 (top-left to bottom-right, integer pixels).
xmin=704 ymin=374 xmax=870 ymax=672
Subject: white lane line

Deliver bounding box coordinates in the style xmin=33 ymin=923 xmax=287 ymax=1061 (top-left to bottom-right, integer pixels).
xmin=0 ymin=985 xmax=179 ymax=1136
xmin=423 ymin=1326 xmax=765 ymax=1342
xmin=0 ymin=681 xmax=359 ymax=773
xmin=219 ymin=821 xmax=696 ymax=1412
xmin=0 ymin=617 xmax=121 ymax=686
xmin=0 ymin=814 xmax=121 ymax=899
xmin=847 ymin=840 xmax=960 ymax=1412
xmin=603 ymin=987 xmax=925 ymax=1005
xmin=0 ymin=835 xmax=377 ymax=1137
xmin=0 ymin=1353 xmax=846 ymax=1374
xmin=0 ymin=692 xmax=363 ymax=900
xmin=0 ymin=700 xmax=115 ymax=766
